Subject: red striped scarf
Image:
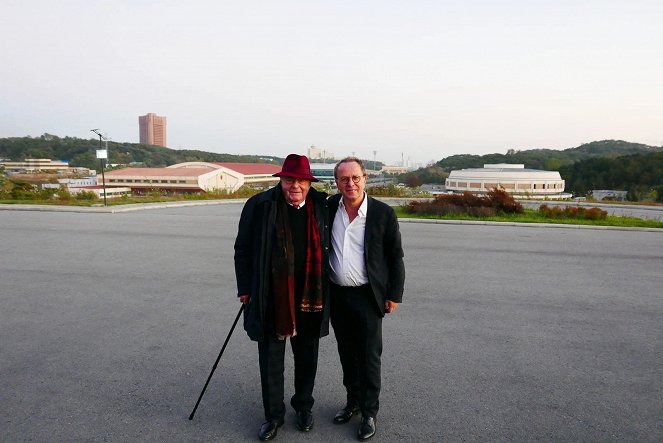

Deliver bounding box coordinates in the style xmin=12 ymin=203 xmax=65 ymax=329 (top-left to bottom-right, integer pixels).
xmin=272 ymin=194 xmax=323 ymax=338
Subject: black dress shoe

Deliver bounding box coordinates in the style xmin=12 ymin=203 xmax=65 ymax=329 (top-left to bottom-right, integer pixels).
xmin=258 ymin=420 xmax=283 ymax=441
xmin=333 ymin=404 xmax=359 ymax=424
xmin=296 ymin=410 xmax=314 ymax=432
xmin=357 ymin=416 xmax=376 ymax=441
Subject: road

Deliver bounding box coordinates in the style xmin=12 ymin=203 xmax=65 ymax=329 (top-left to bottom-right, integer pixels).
xmin=1 ymin=205 xmax=662 ymax=442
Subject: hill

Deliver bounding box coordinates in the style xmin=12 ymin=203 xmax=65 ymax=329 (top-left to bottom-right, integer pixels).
xmin=560 ymin=151 xmax=663 ymax=201
xmin=435 ymin=140 xmax=662 ymax=171
xmin=0 ymin=134 xmax=283 ymax=170
xmin=395 ymin=140 xmax=662 ymax=187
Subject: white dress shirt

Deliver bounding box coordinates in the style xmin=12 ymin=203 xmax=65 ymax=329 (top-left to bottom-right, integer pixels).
xmin=287 ymin=199 xmax=305 ymax=209
xmin=329 ymin=193 xmax=369 ymax=286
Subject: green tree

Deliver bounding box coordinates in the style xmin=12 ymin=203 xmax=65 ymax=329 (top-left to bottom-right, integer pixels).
xmin=0 ymin=135 xmax=284 ymax=171
xmin=405 ymin=175 xmax=423 ymax=187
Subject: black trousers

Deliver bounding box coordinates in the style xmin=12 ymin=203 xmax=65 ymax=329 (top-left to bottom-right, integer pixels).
xmin=257 ymin=334 xmax=320 ymax=422
xmin=330 ymin=283 xmax=383 ymax=418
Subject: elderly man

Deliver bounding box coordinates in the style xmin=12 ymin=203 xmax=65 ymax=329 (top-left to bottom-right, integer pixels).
xmin=234 ymin=154 xmax=330 ymax=441
xmin=329 ymin=157 xmax=405 ymax=441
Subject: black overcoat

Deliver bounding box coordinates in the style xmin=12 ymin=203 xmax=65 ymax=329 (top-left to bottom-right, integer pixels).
xmin=234 ymin=185 xmax=330 ymax=341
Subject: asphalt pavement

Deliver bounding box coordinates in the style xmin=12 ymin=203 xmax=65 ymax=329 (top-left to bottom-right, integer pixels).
xmin=1 ymin=204 xmax=662 ymax=442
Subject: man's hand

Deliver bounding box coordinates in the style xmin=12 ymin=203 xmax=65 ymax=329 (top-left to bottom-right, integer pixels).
xmin=384 ymin=300 xmax=399 ymax=314
xmin=239 ymin=295 xmax=250 ymax=304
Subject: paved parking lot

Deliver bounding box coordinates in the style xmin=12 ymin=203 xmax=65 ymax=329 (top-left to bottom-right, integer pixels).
xmin=1 ymin=205 xmax=662 ymax=442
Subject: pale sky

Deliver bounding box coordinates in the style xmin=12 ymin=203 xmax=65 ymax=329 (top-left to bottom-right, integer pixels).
xmin=1 ymin=0 xmax=661 ymax=166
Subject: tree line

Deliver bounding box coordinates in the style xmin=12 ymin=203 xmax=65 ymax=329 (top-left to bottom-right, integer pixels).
xmin=0 ymin=134 xmax=283 ymax=171
xmin=435 ymin=140 xmax=661 ymax=171
xmin=3 ymin=135 xmax=662 ymax=202
xmin=560 ymin=151 xmax=663 ymax=201
xmin=398 ymin=140 xmax=662 ymax=200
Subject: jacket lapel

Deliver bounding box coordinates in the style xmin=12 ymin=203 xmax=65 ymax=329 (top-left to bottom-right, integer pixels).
xmin=329 ymin=194 xmax=341 ymax=230
xmin=363 ymin=196 xmax=373 ymax=256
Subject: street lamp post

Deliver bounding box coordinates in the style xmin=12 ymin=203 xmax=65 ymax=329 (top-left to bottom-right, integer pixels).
xmin=91 ymin=129 xmax=108 ymax=206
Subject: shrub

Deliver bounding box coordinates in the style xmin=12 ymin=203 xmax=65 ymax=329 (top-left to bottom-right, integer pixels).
xmin=486 ymin=188 xmax=524 ymax=214
xmin=539 ymin=204 xmax=607 ymax=220
xmin=55 ymin=187 xmax=73 ymax=201
xmin=368 ymin=185 xmax=409 ymax=197
xmin=10 ymin=181 xmax=38 ymax=200
xmin=584 ymin=207 xmax=608 ymax=220
xmin=404 ymin=188 xmax=522 ymax=217
xmin=75 ymin=190 xmax=98 ymax=201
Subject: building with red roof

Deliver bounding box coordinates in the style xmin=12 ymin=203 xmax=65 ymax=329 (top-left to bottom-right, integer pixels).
xmin=100 ymin=162 xmax=281 ymax=194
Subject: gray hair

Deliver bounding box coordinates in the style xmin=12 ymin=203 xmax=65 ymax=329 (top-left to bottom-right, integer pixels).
xmin=333 ymin=156 xmax=367 ymax=179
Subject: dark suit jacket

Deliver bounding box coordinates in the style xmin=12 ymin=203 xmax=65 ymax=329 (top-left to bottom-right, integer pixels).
xmin=329 ymin=193 xmax=405 ymax=315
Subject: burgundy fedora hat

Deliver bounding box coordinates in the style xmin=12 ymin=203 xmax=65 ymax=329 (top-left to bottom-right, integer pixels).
xmin=273 ymin=154 xmax=319 ymax=182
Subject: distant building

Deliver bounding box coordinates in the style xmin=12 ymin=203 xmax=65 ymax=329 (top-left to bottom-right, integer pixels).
xmin=380 ymin=165 xmax=409 ymax=174
xmin=41 ymin=177 xmax=129 ymax=199
xmin=445 ymin=164 xmax=571 ymax=199
xmin=99 ymin=161 xmax=282 ymax=193
xmin=72 ymin=186 xmax=131 ymax=199
xmin=139 ymin=113 xmax=167 ymax=147
xmin=308 ymin=145 xmax=335 ymax=160
xmin=1 ymin=158 xmax=70 ymax=173
xmin=42 ymin=177 xmax=98 ymax=188
xmin=591 ymin=190 xmax=627 ymax=201
xmin=309 ymin=163 xmax=337 ymax=182
xmin=1 ymin=159 xmax=93 ymax=176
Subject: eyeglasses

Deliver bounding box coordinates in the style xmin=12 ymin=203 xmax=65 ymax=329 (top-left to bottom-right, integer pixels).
xmin=336 ymin=175 xmax=365 ymax=185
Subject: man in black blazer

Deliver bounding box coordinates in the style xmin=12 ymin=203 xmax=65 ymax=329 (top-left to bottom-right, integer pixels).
xmin=328 ymin=157 xmax=405 ymax=441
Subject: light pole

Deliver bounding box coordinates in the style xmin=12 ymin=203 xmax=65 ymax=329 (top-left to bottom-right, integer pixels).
xmin=91 ymin=129 xmax=108 ymax=206
xmin=373 ymin=150 xmax=377 ymax=174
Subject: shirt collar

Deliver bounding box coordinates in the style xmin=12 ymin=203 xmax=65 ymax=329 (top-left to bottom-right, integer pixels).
xmin=338 ymin=192 xmax=367 ymax=217
xmin=288 ymin=200 xmax=305 ymax=209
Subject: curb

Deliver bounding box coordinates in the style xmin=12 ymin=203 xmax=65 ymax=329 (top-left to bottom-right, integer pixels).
xmin=2 ymin=200 xmax=661 ymax=232
xmin=0 ymin=199 xmax=247 ymax=213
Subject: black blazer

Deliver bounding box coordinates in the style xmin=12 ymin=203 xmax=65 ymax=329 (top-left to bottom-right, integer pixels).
xmin=329 ymin=193 xmax=405 ymax=315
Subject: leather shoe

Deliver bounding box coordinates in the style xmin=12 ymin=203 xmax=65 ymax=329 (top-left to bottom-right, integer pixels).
xmin=333 ymin=404 xmax=359 ymax=424
xmin=296 ymin=410 xmax=314 ymax=432
xmin=357 ymin=416 xmax=376 ymax=441
xmin=258 ymin=419 xmax=283 ymax=441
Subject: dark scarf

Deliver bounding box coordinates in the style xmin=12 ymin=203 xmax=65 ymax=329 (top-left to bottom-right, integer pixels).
xmin=272 ymin=193 xmax=323 ymax=338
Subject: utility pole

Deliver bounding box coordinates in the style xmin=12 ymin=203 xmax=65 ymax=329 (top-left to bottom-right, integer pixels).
xmin=91 ymin=129 xmax=108 ymax=206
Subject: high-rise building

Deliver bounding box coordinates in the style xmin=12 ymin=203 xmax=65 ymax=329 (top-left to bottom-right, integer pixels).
xmin=308 ymin=145 xmax=334 ymax=160
xmin=138 ymin=113 xmax=167 ymax=147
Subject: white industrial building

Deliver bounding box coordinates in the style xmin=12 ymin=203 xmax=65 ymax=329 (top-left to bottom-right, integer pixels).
xmin=445 ymin=164 xmax=571 ymax=199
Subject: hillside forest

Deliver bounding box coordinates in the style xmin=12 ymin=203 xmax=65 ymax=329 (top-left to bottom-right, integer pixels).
xmin=399 ymin=140 xmax=662 ymax=201
xmin=1 ymin=136 xmax=662 ymax=202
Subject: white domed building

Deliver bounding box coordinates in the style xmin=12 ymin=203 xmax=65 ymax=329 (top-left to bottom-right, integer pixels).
xmin=445 ymin=164 xmax=571 ymax=199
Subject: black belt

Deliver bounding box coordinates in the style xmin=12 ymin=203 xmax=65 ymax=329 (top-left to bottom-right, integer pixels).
xmin=330 ymin=281 xmax=370 ymax=290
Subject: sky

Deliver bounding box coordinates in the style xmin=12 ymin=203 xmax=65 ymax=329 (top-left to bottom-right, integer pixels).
xmin=1 ymin=0 xmax=662 ymax=166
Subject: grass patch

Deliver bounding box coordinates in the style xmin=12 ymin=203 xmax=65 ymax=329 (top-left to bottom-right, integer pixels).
xmin=395 ymin=207 xmax=663 ymax=229
xmin=0 ymin=187 xmax=260 ymax=207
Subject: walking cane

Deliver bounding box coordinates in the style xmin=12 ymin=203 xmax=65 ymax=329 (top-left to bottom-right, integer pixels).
xmin=189 ymin=304 xmax=244 ymax=420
